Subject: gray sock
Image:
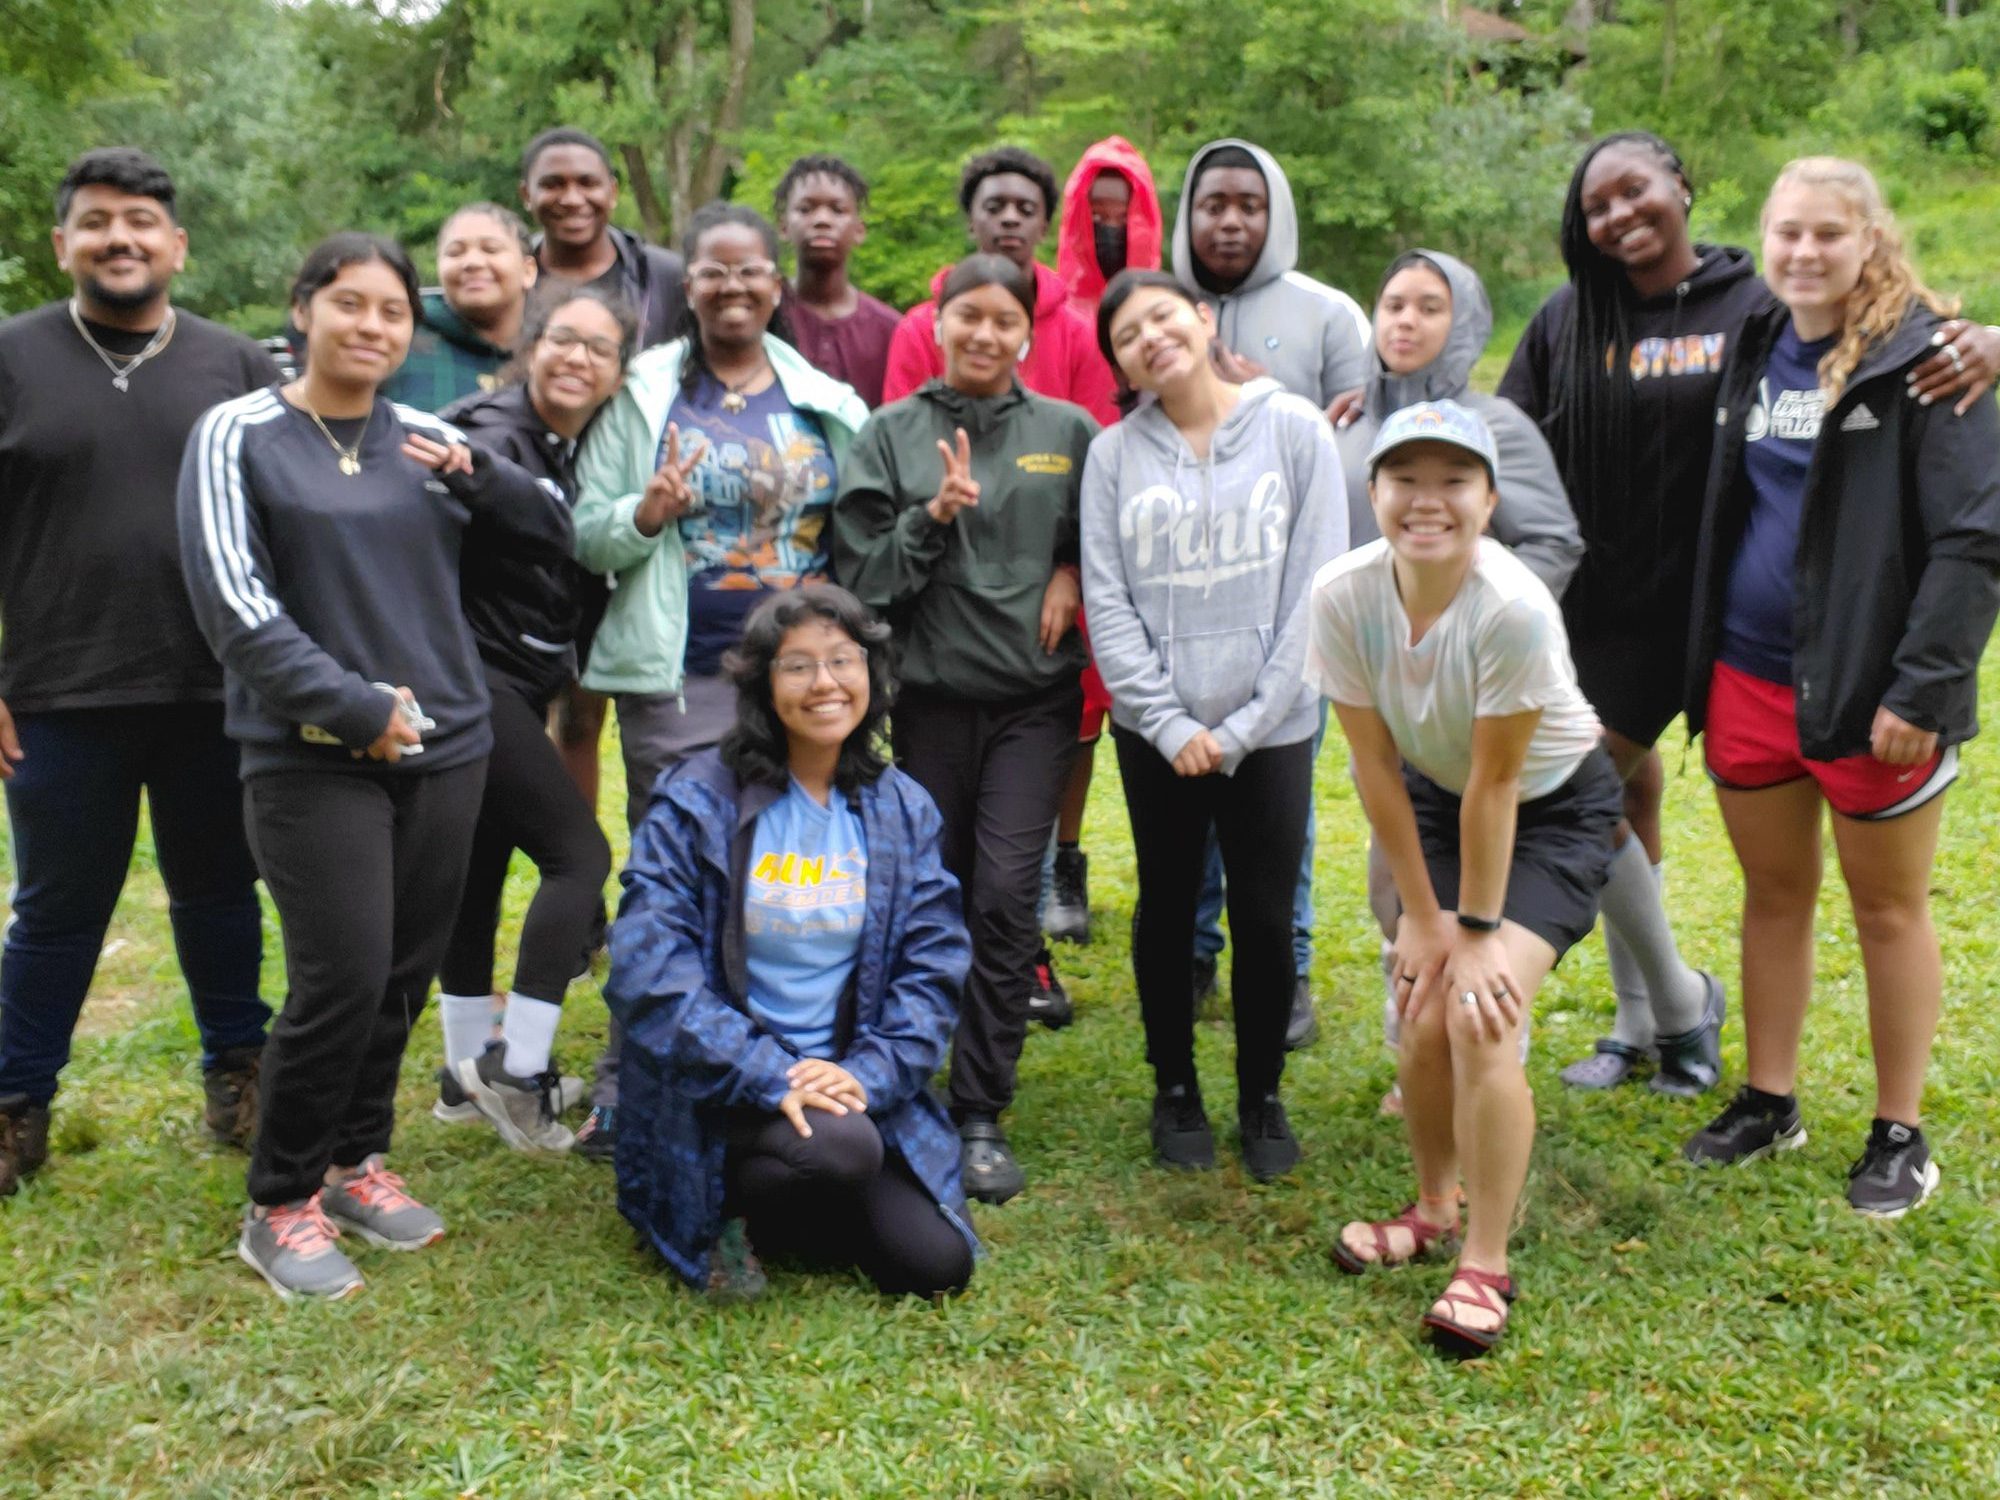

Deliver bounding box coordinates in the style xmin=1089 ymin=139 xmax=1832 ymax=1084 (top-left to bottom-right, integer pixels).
xmin=1604 ymin=861 xmax=1661 ymax=1051
xmin=1599 ymin=839 xmax=1706 ymax=1037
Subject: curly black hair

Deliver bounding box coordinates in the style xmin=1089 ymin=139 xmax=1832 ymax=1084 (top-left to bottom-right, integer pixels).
xmin=720 ymin=585 xmax=897 ymax=795
xmin=773 ymin=154 xmax=869 ymax=216
xmin=958 ymin=145 xmax=1058 ymax=219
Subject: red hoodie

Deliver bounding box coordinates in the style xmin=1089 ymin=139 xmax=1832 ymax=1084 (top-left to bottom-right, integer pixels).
xmin=880 ymin=260 xmax=1118 ymax=425
xmin=1055 ymin=136 xmax=1164 ymax=326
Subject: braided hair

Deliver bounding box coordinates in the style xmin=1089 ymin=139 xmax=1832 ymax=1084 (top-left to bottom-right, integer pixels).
xmin=1545 ymin=131 xmax=1693 ymax=615
xmin=673 ymin=201 xmax=796 ymax=397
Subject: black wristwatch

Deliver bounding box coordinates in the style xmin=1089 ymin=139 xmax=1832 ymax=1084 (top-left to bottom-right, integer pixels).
xmin=1456 ymin=912 xmax=1502 ymax=933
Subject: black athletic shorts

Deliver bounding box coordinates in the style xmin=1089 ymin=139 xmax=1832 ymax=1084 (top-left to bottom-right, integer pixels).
xmin=1403 ymin=747 xmax=1623 ymax=959
xmin=1567 ymin=623 xmax=1688 ymax=749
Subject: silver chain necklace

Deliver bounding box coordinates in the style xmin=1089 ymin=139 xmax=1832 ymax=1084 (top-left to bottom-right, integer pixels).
xmin=69 ymin=299 xmax=177 ymax=392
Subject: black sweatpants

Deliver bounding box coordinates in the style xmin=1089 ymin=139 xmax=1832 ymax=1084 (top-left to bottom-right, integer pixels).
xmin=725 ymin=1109 xmax=972 ymax=1297
xmin=1113 ymin=728 xmax=1313 ymax=1103
xmin=894 ymin=680 xmax=1080 ymax=1122
xmin=439 ymin=671 xmax=611 ymax=1003
xmin=243 ymin=760 xmax=486 ymax=1206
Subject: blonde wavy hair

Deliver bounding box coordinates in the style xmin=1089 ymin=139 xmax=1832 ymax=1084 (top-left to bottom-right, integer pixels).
xmin=1762 ymin=156 xmax=1958 ymax=403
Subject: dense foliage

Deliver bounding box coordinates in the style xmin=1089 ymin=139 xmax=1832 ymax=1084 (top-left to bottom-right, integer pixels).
xmin=6 ymin=1 xmax=2000 ymax=333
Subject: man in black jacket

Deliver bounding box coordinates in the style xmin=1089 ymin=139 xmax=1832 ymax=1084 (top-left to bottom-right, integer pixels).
xmin=520 ymin=126 xmax=685 ymax=350
xmin=0 ymin=148 xmax=275 ymax=1195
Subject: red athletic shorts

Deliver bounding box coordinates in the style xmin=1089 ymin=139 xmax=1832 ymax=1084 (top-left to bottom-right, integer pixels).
xmin=1077 ymin=604 xmax=1110 ymax=743
xmin=1703 ymin=660 xmax=1957 ymax=820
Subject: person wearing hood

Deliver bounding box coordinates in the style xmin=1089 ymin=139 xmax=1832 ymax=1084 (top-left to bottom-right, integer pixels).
xmin=832 ymin=255 xmax=1098 ymax=1207
xmin=1056 ymin=136 xmax=1164 ymax=326
xmin=382 ymin=203 xmax=538 ymax=412
xmin=572 ymin=202 xmax=868 ymax=1161
xmin=520 ymin=126 xmax=686 ymax=351
xmin=1083 ymin=270 xmax=1345 ymax=1183
xmin=1171 ymin=138 xmax=1371 ymax=1052
xmin=1679 ymin=159 xmax=2000 ymax=1219
xmin=1498 ymin=131 xmax=2000 ymax=1095
xmin=881 ymin=146 xmax=1119 ymax=425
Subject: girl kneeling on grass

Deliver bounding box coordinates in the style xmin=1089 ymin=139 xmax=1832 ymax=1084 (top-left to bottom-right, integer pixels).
xmin=606 ymin=584 xmax=977 ymax=1301
xmin=1679 ymin=159 xmax=2000 ymax=1216
xmin=1312 ymin=401 xmax=1621 ymax=1358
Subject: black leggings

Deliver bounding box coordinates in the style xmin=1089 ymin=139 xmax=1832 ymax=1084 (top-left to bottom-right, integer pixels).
xmin=1113 ymin=728 xmax=1312 ymax=1102
xmin=724 ymin=1109 xmax=973 ymax=1298
xmin=439 ymin=672 xmax=611 ymax=1003
xmin=243 ymin=760 xmax=486 ymax=1205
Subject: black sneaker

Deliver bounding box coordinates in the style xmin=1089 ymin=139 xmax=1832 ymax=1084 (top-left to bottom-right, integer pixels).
xmin=1682 ymin=1086 xmax=1807 ymax=1166
xmin=1045 ymin=846 xmax=1091 ymax=944
xmin=573 ymin=1104 xmax=617 ymax=1162
xmin=1 ymin=1094 xmax=51 ymax=1197
xmin=1284 ymin=976 xmax=1319 ymax=1050
xmin=1650 ymin=973 xmax=1728 ymax=1097
xmin=1192 ymin=954 xmax=1221 ymax=1022
xmin=1026 ymin=946 xmax=1074 ymax=1029
xmin=1846 ymin=1119 xmax=1940 ymax=1219
xmin=1238 ymin=1093 xmax=1301 ymax=1182
xmin=1150 ymin=1083 xmax=1216 ymax=1170
xmin=202 ymin=1044 xmax=263 ymax=1148
xmin=958 ymin=1116 xmax=1025 ymax=1204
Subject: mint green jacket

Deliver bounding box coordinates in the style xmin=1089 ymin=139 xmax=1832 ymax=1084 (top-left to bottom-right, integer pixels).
xmin=572 ymin=335 xmax=869 ymax=696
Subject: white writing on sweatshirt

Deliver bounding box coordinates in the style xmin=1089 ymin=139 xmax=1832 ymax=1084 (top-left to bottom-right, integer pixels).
xmin=1120 ymin=472 xmax=1291 ymax=590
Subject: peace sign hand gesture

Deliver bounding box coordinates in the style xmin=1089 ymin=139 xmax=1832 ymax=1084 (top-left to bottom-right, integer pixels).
xmin=635 ymin=423 xmax=709 ymax=537
xmin=926 ymin=427 xmax=980 ymax=525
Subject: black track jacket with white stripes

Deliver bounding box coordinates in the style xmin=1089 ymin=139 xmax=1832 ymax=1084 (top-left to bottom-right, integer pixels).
xmin=176 ymin=387 xmax=571 ymax=776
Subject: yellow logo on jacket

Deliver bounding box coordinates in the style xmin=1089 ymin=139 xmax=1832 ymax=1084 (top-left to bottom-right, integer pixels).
xmin=1016 ymin=452 xmax=1073 ymax=475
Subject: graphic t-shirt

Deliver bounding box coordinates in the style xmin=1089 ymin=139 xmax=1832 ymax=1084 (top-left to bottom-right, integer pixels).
xmin=1305 ymin=537 xmax=1602 ymax=800
xmin=668 ymin=374 xmax=838 ymax=675
xmin=743 ymin=778 xmax=869 ymax=1058
xmin=1720 ymin=323 xmax=1834 ymax=685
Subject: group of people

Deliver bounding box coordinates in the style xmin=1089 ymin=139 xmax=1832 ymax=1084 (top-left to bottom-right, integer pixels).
xmin=2 ymin=120 xmax=1995 ymax=1359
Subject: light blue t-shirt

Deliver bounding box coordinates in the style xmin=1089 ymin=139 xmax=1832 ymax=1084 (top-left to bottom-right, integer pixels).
xmin=743 ymin=778 xmax=868 ymax=1058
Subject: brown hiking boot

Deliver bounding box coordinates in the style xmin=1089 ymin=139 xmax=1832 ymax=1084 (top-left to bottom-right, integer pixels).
xmin=1 ymin=1095 xmax=51 ymax=1197
xmin=203 ymin=1045 xmax=263 ymax=1148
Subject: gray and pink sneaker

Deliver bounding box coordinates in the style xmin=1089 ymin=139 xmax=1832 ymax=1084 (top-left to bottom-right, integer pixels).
xmin=321 ymin=1156 xmax=445 ymax=1250
xmin=238 ymin=1194 xmax=364 ymax=1301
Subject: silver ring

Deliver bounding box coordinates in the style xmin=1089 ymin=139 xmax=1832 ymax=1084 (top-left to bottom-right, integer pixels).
xmin=1459 ymin=991 xmax=1480 ymax=1008
xmin=1495 ymin=984 xmax=1511 ymax=1000
xmin=1951 ymin=345 xmax=1966 ymax=371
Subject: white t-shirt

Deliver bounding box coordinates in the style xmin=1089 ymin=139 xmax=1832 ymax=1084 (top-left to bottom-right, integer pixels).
xmin=1305 ymin=537 xmax=1601 ymax=799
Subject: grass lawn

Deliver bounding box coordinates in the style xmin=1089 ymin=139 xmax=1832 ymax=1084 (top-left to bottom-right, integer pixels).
xmin=5 ymin=665 xmax=2000 ymax=1498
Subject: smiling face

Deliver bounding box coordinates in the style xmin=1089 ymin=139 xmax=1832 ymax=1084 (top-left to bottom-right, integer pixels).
xmin=293 ymin=258 xmax=414 ymax=389
xmin=437 ymin=210 xmax=535 ymax=328
xmin=938 ymin=282 xmax=1032 ymax=396
xmin=528 ymin=297 xmax=626 ymax=426
xmin=1106 ymin=283 xmax=1213 ymax=393
xmin=1762 ymin=182 xmax=1873 ymax=336
xmin=1368 ymin=442 xmax=1497 ymax=568
xmin=780 ymin=172 xmax=864 ymax=273
xmin=1188 ymin=164 xmax=1269 ymax=286
xmin=966 ymin=172 xmax=1050 ymax=270
xmin=688 ymin=221 xmax=781 ymax=353
xmin=522 ymin=144 xmax=616 ymax=253
xmin=52 ymin=185 xmax=188 ymax=315
xmin=771 ymin=618 xmax=870 ymax=761
xmin=1374 ymin=263 xmax=1453 ymax=375
xmin=1580 ymin=143 xmax=1692 ymax=275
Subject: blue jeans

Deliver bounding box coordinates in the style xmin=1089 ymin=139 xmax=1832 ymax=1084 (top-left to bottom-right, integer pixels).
xmin=0 ymin=704 xmax=269 ymax=1104
xmin=1193 ymin=709 xmax=1323 ymax=976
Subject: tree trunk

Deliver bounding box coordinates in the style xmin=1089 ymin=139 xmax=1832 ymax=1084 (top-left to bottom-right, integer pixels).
xmin=666 ymin=11 xmax=699 ymax=238
xmin=1840 ymin=1 xmax=1860 ymax=54
xmin=1659 ymin=0 xmax=1676 ymax=99
xmin=1946 ymin=0 xmax=1961 ymax=21
xmin=621 ymin=143 xmax=667 ymax=244
xmin=691 ymin=0 xmax=757 ymax=210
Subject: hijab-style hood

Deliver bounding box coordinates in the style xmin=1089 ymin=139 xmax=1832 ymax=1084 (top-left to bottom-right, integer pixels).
xmin=1170 ymin=138 xmax=1298 ymax=296
xmin=1365 ymin=248 xmax=1490 ymax=409
xmin=1057 ymin=136 xmax=1165 ymax=317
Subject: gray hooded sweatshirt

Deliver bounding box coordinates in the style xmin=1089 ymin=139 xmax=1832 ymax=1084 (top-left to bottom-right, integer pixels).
xmin=1170 ymin=140 xmax=1371 ymax=407
xmin=1081 ymin=378 xmax=1347 ymax=773
xmin=1335 ymin=249 xmax=1583 ymax=597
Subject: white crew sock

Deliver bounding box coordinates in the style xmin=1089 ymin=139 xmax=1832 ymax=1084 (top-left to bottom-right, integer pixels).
xmin=439 ymin=993 xmax=495 ymax=1070
xmin=1599 ymin=840 xmax=1706 ymax=1037
xmin=501 ymin=994 xmax=563 ymax=1078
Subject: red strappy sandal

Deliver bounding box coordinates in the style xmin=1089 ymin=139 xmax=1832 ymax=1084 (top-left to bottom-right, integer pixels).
xmin=1331 ymin=1202 xmax=1461 ymax=1276
xmin=1422 ymin=1266 xmax=1518 ymax=1358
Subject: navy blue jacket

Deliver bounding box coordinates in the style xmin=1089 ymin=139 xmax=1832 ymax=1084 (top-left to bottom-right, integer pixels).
xmin=606 ymin=748 xmax=976 ymax=1288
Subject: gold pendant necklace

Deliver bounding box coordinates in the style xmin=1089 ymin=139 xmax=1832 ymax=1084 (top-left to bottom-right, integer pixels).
xmin=719 ymin=358 xmax=772 ymax=414
xmin=299 ymin=397 xmax=370 ymax=476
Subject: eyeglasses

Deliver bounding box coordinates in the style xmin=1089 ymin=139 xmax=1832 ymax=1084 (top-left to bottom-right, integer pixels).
xmin=772 ymin=647 xmax=868 ymax=685
xmin=689 ymin=259 xmax=779 ymax=289
xmin=542 ymin=327 xmax=622 ymax=365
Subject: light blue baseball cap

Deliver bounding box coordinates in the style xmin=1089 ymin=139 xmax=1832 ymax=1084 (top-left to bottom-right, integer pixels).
xmin=1366 ymin=398 xmax=1499 ymax=482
